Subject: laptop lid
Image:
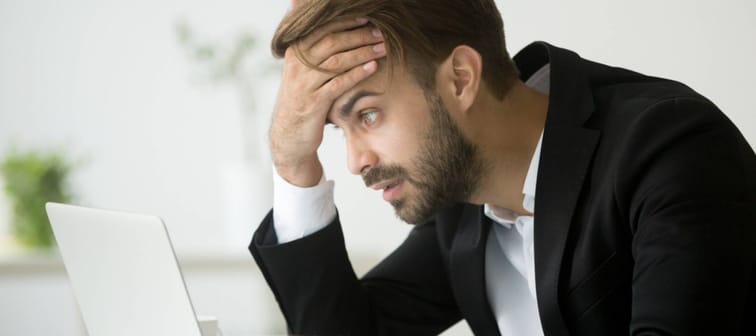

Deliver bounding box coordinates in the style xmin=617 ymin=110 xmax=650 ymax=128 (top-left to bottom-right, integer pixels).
xmin=46 ymin=202 xmax=203 ymax=336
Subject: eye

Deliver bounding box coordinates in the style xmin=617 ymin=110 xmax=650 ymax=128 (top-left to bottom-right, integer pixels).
xmin=360 ymin=110 xmax=379 ymax=126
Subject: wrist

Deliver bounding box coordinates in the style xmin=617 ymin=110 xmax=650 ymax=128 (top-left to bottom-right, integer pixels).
xmin=274 ymin=156 xmax=323 ymax=187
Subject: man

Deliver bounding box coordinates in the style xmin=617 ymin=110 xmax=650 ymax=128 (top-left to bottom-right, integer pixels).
xmin=249 ymin=0 xmax=756 ymax=335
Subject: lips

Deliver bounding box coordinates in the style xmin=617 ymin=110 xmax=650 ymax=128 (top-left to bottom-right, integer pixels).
xmin=369 ymin=179 xmax=402 ymax=191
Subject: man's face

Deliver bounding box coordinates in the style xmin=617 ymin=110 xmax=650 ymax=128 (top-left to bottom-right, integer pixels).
xmin=328 ymin=66 xmax=485 ymax=224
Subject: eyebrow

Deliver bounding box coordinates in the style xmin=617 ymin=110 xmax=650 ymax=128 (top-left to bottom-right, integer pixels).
xmin=326 ymin=90 xmax=381 ymax=125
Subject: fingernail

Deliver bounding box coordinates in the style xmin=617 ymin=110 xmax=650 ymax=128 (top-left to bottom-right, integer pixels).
xmin=372 ymin=28 xmax=383 ymax=38
xmin=356 ymin=17 xmax=368 ymax=24
xmin=363 ymin=61 xmax=376 ymax=72
xmin=373 ymin=43 xmax=385 ymax=54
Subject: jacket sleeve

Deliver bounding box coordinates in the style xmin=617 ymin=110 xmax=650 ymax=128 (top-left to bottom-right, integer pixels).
xmin=249 ymin=210 xmax=462 ymax=335
xmin=618 ymin=97 xmax=756 ymax=335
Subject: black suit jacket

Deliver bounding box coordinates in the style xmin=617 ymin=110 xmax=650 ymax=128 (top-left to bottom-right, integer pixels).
xmin=250 ymin=42 xmax=756 ymax=335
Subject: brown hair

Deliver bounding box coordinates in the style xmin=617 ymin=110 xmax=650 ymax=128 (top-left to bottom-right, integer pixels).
xmin=272 ymin=0 xmax=519 ymax=99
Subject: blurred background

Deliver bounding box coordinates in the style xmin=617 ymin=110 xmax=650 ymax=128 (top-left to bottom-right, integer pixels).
xmin=0 ymin=0 xmax=754 ymax=335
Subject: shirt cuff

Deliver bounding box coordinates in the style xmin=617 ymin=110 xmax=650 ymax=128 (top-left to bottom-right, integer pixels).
xmin=272 ymin=169 xmax=337 ymax=244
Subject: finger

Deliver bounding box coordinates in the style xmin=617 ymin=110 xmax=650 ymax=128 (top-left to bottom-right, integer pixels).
xmin=294 ymin=41 xmax=385 ymax=91
xmin=317 ymin=42 xmax=386 ymax=77
xmin=307 ymin=26 xmax=383 ymax=65
xmin=317 ymin=60 xmax=378 ymax=101
xmin=300 ymin=17 xmax=370 ymax=49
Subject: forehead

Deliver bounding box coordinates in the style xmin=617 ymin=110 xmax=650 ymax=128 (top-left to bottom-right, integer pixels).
xmin=329 ymin=63 xmax=425 ymax=120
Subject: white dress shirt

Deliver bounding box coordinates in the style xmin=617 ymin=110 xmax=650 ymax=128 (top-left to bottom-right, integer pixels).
xmin=482 ymin=63 xmax=550 ymax=335
xmin=271 ymin=64 xmax=552 ymax=335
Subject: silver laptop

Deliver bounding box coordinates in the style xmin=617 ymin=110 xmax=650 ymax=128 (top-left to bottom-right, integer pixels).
xmin=46 ymin=202 xmax=210 ymax=336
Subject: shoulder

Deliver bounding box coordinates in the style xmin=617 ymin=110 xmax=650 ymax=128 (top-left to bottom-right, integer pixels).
xmin=583 ymin=63 xmax=744 ymax=166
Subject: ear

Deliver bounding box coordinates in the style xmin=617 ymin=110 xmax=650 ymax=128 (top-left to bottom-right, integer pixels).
xmin=437 ymin=45 xmax=482 ymax=115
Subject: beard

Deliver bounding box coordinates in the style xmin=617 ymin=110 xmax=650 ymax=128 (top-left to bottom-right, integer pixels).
xmin=362 ymin=93 xmax=486 ymax=224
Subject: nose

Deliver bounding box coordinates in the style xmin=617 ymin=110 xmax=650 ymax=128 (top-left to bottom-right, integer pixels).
xmin=346 ymin=137 xmax=378 ymax=175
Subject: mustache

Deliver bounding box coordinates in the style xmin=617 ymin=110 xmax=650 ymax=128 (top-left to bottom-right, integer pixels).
xmin=363 ymin=165 xmax=409 ymax=187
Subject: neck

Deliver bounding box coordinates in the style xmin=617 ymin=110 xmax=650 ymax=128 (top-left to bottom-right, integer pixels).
xmin=466 ymin=81 xmax=548 ymax=214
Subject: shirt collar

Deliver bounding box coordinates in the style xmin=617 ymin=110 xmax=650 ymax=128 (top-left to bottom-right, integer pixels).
xmin=521 ymin=132 xmax=542 ymax=214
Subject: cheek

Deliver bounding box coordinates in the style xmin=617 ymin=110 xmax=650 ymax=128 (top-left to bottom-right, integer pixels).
xmin=373 ymin=122 xmax=425 ymax=165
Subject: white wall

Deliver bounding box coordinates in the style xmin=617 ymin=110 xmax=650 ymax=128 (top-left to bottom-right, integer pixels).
xmin=0 ymin=0 xmax=754 ymax=334
xmin=0 ymin=0 xmax=288 ymax=252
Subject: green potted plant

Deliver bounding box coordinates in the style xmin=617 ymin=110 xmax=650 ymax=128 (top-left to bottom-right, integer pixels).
xmin=1 ymin=149 xmax=74 ymax=248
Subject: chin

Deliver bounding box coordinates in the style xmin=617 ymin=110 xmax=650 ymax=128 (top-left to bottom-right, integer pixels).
xmin=392 ymin=199 xmax=437 ymax=225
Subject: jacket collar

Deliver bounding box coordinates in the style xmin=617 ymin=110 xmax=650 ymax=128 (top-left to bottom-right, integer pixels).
xmin=519 ymin=41 xmax=601 ymax=336
xmin=449 ymin=204 xmax=500 ymax=335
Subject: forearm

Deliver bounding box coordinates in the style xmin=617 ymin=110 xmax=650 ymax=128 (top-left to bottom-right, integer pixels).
xmin=251 ymin=215 xmax=377 ymax=334
xmin=250 ymin=213 xmax=461 ymax=335
xmin=260 ymin=170 xmax=373 ymax=332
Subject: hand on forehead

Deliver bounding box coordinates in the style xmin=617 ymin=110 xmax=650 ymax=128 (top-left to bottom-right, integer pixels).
xmin=328 ymin=65 xmax=388 ymax=123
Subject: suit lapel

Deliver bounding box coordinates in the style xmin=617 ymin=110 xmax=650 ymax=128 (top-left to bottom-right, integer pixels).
xmin=515 ymin=42 xmax=601 ymax=336
xmin=449 ymin=204 xmax=501 ymax=335
xmin=535 ymin=126 xmax=599 ymax=336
